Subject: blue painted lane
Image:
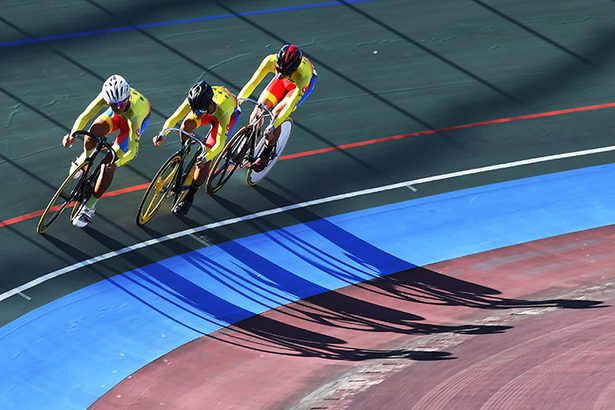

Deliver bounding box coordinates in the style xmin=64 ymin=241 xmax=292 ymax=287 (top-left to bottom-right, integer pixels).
xmin=1 ymin=163 xmax=615 ymax=408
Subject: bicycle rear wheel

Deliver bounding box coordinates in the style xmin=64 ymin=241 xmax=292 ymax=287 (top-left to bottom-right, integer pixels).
xmin=206 ymin=127 xmax=252 ymax=195
xmin=136 ymin=153 xmax=183 ymax=226
xmin=247 ymin=119 xmax=292 ymax=186
xmin=37 ymin=161 xmax=89 ymax=233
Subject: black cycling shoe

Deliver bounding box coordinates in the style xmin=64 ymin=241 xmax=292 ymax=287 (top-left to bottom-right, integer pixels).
xmin=172 ymin=200 xmax=193 ymax=216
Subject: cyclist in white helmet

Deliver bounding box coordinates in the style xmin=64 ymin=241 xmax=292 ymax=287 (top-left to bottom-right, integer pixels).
xmin=62 ymin=74 xmax=151 ymax=228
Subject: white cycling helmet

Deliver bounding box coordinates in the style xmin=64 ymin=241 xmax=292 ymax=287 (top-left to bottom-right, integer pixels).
xmin=102 ymin=74 xmax=130 ymax=105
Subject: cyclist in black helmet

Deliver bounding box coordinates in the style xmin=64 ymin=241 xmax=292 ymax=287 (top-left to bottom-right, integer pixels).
xmin=238 ymin=44 xmax=317 ymax=172
xmin=153 ymin=80 xmax=240 ymax=216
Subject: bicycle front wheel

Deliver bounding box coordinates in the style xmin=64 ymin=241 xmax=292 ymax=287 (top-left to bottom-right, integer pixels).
xmin=206 ymin=127 xmax=252 ymax=195
xmin=37 ymin=161 xmax=89 ymax=234
xmin=136 ymin=153 xmax=183 ymax=226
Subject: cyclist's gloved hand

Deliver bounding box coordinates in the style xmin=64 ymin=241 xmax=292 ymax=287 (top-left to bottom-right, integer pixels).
xmin=62 ymin=133 xmax=76 ymax=148
xmin=153 ymin=133 xmax=165 ymax=147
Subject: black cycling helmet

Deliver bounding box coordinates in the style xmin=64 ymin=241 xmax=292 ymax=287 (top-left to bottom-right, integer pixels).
xmin=276 ymin=44 xmax=302 ymax=76
xmin=187 ymin=81 xmax=214 ymax=114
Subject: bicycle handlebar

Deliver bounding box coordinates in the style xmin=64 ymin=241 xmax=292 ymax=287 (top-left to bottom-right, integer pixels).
xmin=161 ymin=127 xmax=207 ymax=155
xmin=71 ymin=130 xmax=117 ymax=163
xmin=238 ymin=98 xmax=275 ymax=129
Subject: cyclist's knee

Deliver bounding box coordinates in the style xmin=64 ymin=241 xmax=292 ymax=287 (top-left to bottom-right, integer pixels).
xmin=89 ymin=122 xmax=110 ymax=139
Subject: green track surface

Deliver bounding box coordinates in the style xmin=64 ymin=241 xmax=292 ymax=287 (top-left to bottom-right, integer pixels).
xmin=1 ymin=0 xmax=615 ymax=325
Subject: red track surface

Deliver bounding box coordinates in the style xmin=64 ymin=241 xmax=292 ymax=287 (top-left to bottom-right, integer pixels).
xmin=92 ymin=225 xmax=615 ymax=409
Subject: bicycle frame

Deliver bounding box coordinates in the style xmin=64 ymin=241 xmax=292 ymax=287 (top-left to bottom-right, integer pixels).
xmin=70 ymin=130 xmax=117 ymax=208
xmin=237 ymin=98 xmax=275 ymax=163
xmin=159 ymin=127 xmax=207 ymax=203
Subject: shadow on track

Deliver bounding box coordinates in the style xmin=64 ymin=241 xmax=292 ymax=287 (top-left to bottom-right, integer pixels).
xmin=48 ymin=212 xmax=454 ymax=361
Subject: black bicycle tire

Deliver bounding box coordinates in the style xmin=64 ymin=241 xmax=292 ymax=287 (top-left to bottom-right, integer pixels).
xmin=36 ymin=161 xmax=90 ymax=234
xmin=206 ymin=127 xmax=252 ymax=195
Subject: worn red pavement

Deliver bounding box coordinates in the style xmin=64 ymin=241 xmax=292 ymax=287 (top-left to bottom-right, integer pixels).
xmin=92 ymin=225 xmax=615 ymax=409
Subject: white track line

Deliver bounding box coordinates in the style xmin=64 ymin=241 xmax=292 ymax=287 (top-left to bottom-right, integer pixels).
xmin=2 ymin=144 xmax=615 ymax=303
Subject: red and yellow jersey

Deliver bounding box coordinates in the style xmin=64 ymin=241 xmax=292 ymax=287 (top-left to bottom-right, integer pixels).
xmin=162 ymin=86 xmax=239 ymax=161
xmin=70 ymin=88 xmax=151 ymax=167
xmin=238 ymin=54 xmax=317 ymax=128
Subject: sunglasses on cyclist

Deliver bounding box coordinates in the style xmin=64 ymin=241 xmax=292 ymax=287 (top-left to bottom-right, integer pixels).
xmin=193 ymin=107 xmax=207 ymax=116
xmin=110 ymin=98 xmax=129 ymax=111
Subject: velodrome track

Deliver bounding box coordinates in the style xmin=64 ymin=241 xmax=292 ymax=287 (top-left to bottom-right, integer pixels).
xmin=1 ymin=1 xmax=615 ymax=408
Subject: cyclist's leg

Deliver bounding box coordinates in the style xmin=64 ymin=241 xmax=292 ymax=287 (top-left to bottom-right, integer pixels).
xmin=180 ymin=115 xmax=204 ymax=187
xmin=90 ymin=110 xmax=121 ymax=204
xmin=71 ymin=112 xmax=111 ymax=174
xmin=269 ymin=75 xmax=314 ymax=143
xmin=71 ymin=112 xmax=113 ymax=226
xmin=84 ymin=116 xmax=112 ymax=152
xmin=193 ymin=106 xmax=240 ymax=183
xmin=92 ymin=108 xmax=149 ymax=207
xmin=252 ymin=77 xmax=287 ymax=126
xmin=94 ymin=153 xmax=117 ymax=199
xmin=261 ymin=79 xmax=296 ymax=145
xmin=172 ymin=117 xmax=206 ymax=215
xmin=270 ymin=99 xmax=291 ymax=142
xmin=194 ymin=125 xmax=219 ymax=186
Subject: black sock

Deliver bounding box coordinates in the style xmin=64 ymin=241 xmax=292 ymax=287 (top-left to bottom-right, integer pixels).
xmin=184 ymin=182 xmax=200 ymax=202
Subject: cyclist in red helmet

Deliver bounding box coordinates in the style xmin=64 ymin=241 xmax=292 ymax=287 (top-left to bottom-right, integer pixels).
xmin=238 ymin=44 xmax=317 ymax=172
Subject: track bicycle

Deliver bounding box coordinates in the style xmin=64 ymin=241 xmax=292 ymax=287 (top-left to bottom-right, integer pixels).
xmin=206 ymin=97 xmax=293 ymax=194
xmin=36 ymin=130 xmax=116 ymax=234
xmin=136 ymin=127 xmax=206 ymax=226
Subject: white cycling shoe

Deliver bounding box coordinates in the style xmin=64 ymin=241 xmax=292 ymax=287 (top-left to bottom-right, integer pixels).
xmin=72 ymin=205 xmax=95 ymax=228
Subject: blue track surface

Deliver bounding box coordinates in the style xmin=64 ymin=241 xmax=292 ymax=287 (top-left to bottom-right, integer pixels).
xmin=1 ymin=163 xmax=615 ymax=409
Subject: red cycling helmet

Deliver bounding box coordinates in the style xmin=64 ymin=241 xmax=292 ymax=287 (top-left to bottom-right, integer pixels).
xmin=276 ymin=44 xmax=302 ymax=76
